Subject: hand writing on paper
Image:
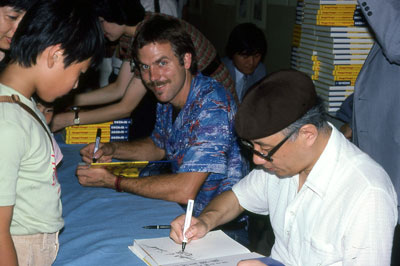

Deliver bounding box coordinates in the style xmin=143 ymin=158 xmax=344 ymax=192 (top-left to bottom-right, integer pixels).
xmin=169 ymin=215 xmax=209 ymax=245
xmin=76 ymin=164 xmax=116 ymax=189
xmin=80 ymin=142 xmax=114 ymax=163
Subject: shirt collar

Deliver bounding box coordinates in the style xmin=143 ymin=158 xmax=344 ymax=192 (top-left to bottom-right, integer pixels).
xmin=303 ymin=123 xmax=342 ymax=199
xmin=234 ymin=67 xmax=245 ymax=83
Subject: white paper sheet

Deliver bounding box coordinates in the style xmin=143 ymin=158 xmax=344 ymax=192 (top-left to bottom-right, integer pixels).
xmin=128 ymin=230 xmax=253 ymax=265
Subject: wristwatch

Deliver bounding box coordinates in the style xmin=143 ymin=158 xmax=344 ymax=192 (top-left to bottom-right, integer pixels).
xmin=72 ymin=106 xmax=80 ymax=125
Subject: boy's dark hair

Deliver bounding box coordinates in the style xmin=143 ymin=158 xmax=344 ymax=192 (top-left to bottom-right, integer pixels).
xmin=0 ymin=0 xmax=36 ymax=11
xmin=132 ymin=15 xmax=198 ymax=75
xmin=10 ymin=0 xmax=105 ymax=68
xmin=226 ymin=23 xmax=267 ymax=60
xmin=95 ymin=0 xmax=145 ymax=27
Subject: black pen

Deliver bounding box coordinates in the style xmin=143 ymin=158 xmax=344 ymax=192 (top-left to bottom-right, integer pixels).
xmin=92 ymin=128 xmax=101 ymax=163
xmin=142 ymin=225 xmax=171 ymax=229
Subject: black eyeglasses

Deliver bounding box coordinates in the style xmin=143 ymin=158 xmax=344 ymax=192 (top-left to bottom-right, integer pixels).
xmin=240 ymin=130 xmax=296 ymax=162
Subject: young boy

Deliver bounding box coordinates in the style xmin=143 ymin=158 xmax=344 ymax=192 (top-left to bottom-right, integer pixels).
xmin=0 ymin=0 xmax=104 ymax=265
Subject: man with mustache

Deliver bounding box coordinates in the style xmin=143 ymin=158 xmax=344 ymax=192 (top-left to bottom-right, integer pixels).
xmin=77 ymin=16 xmax=248 ymax=240
xmin=51 ymin=0 xmax=236 ymax=133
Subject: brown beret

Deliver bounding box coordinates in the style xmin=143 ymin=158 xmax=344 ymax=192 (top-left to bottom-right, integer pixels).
xmin=235 ymin=69 xmax=317 ymax=140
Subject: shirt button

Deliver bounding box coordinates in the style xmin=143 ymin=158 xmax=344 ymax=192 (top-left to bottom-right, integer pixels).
xmin=361 ymin=2 xmax=367 ymax=6
xmin=365 ymin=6 xmax=370 ymax=11
xmin=367 ymin=11 xmax=373 ymax=16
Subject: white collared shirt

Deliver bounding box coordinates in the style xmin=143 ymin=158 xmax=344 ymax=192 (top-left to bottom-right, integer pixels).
xmin=233 ymin=125 xmax=398 ymax=266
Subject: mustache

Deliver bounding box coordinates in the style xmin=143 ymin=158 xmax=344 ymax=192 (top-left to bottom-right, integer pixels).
xmin=145 ymin=80 xmax=171 ymax=89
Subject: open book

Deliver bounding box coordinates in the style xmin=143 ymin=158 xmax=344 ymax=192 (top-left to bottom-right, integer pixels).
xmin=90 ymin=160 xmax=172 ymax=178
xmin=128 ymin=230 xmax=283 ymax=266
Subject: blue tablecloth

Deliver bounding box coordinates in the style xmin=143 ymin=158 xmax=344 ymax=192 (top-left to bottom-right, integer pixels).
xmin=53 ymin=136 xmax=184 ymax=265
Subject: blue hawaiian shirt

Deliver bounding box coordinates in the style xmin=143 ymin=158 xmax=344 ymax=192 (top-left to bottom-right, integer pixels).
xmin=151 ymin=73 xmax=248 ymax=216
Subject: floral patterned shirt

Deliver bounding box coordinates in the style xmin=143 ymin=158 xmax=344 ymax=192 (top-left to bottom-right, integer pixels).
xmin=151 ymin=74 xmax=247 ymax=216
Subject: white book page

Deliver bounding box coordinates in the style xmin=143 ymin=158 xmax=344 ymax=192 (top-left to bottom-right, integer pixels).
xmin=129 ymin=230 xmax=250 ymax=265
xmin=169 ymin=252 xmax=263 ymax=266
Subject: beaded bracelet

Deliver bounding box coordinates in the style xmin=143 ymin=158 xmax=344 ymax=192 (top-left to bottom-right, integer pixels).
xmin=114 ymin=175 xmax=123 ymax=192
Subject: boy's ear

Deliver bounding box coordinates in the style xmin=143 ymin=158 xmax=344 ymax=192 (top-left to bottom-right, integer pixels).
xmin=46 ymin=44 xmax=64 ymax=68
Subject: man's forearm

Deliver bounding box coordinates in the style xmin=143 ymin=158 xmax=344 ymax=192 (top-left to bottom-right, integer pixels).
xmin=111 ymin=137 xmax=165 ymax=161
xmin=198 ymin=191 xmax=244 ymax=231
xmin=118 ymin=171 xmax=208 ymax=204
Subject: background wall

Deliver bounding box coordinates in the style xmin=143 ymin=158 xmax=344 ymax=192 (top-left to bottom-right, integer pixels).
xmin=184 ymin=0 xmax=297 ymax=73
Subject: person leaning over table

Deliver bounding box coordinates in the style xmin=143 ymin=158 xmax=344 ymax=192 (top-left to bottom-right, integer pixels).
xmin=170 ymin=69 xmax=398 ymax=266
xmin=76 ymin=15 xmax=248 ymax=239
xmin=51 ymin=0 xmax=237 ymax=132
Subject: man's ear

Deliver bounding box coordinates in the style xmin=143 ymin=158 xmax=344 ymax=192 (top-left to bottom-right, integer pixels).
xmin=183 ymin=53 xmax=192 ymax=70
xmin=298 ymin=124 xmax=318 ymax=147
xmin=46 ymin=44 xmax=64 ymax=68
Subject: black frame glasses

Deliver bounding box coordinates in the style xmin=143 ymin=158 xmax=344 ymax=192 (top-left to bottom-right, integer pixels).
xmin=240 ymin=130 xmax=296 ymax=162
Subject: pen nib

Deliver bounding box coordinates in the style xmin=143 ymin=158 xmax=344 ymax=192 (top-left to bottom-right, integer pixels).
xmin=182 ymin=242 xmax=186 ymax=252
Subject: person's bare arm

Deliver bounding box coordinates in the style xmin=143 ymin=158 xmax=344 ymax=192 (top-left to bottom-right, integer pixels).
xmin=80 ymin=137 xmax=165 ymax=163
xmin=76 ymin=165 xmax=209 ymax=205
xmin=51 ymin=76 xmax=147 ymax=132
xmin=75 ymin=61 xmax=133 ymax=106
xmin=0 ymin=206 xmax=18 ymax=266
xmin=170 ymin=190 xmax=244 ymax=244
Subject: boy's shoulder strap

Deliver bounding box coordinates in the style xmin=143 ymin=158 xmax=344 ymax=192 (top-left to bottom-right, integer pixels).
xmin=0 ymin=94 xmax=53 ymax=145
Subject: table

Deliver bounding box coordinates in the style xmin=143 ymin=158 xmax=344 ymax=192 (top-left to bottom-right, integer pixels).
xmin=53 ymin=136 xmax=184 ymax=265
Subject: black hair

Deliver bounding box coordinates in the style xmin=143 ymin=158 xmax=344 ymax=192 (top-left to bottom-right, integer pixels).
xmin=226 ymin=23 xmax=267 ymax=60
xmin=0 ymin=0 xmax=36 ymax=11
xmin=9 ymin=0 xmax=105 ymax=68
xmin=95 ymin=0 xmax=145 ymax=26
xmin=132 ymin=15 xmax=198 ymax=75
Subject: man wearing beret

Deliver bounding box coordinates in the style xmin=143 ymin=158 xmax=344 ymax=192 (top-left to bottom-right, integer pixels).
xmin=170 ymin=69 xmax=398 ymax=265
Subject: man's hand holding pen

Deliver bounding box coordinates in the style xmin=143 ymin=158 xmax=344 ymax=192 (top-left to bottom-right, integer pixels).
xmin=169 ymin=214 xmax=209 ymax=247
xmin=76 ymin=141 xmax=117 ymax=189
xmin=80 ymin=142 xmax=114 ymax=164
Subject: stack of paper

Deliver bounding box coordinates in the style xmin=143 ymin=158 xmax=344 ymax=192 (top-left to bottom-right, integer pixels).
xmin=291 ymin=0 xmax=374 ymax=114
xmin=64 ymin=118 xmax=131 ymax=144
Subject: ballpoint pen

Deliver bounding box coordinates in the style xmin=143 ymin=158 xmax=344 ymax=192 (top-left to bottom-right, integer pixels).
xmin=92 ymin=128 xmax=101 ymax=163
xmin=182 ymin=199 xmax=194 ymax=252
xmin=142 ymin=225 xmax=171 ymax=229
